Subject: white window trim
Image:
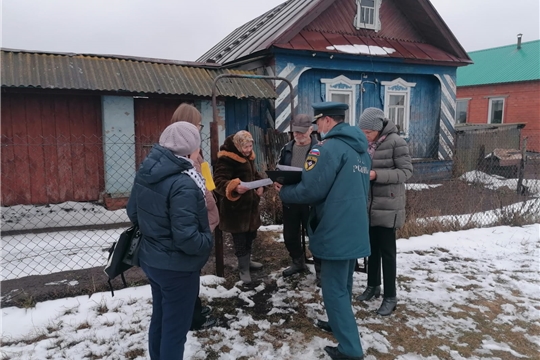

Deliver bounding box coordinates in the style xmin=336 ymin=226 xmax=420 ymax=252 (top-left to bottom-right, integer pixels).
xmin=487 ymin=97 xmax=505 ymax=124
xmin=381 ymin=78 xmax=416 ymax=137
xmin=354 ymin=0 xmax=382 ymax=32
xmin=321 ymin=75 xmax=362 ymax=125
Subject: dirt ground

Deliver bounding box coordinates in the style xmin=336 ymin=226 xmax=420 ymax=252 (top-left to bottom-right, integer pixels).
xmin=1 ymin=176 xmax=535 ymax=309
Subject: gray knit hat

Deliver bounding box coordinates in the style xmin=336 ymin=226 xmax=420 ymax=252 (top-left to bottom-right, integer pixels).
xmin=159 ymin=122 xmax=200 ymax=156
xmin=359 ymin=107 xmax=385 ymax=131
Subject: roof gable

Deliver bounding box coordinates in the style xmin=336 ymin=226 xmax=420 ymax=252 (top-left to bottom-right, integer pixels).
xmin=457 ymin=40 xmax=540 ymax=86
xmin=198 ymin=0 xmax=470 ymax=65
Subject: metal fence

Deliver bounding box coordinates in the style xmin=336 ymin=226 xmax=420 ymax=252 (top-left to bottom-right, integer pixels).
xmin=2 ymin=128 xmax=539 ymax=281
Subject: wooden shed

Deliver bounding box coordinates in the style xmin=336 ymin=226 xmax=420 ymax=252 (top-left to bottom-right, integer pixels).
xmin=1 ymin=49 xmax=276 ymax=207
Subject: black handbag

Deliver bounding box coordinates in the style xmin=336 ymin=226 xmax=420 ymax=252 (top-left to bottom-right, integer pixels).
xmin=104 ymin=225 xmax=142 ymax=296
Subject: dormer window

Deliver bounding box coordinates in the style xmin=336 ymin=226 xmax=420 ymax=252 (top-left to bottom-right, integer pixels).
xmin=354 ymin=0 xmax=382 ymax=32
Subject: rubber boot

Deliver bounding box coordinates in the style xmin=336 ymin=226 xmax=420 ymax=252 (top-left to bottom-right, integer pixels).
xmin=249 ymin=251 xmax=263 ymax=270
xmin=237 ymin=255 xmax=251 ymax=284
xmin=283 ymin=256 xmax=308 ymax=277
xmin=357 ymin=286 xmax=381 ymax=301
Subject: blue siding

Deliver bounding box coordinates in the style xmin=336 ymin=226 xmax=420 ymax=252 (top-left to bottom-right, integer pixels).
xmin=296 ymin=69 xmax=441 ymax=158
xmin=225 ymin=99 xmax=272 ymax=136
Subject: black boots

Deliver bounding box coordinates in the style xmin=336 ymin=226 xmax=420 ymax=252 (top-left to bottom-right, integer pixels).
xmin=324 ymin=346 xmax=364 ymax=360
xmin=377 ymin=297 xmax=397 ymax=316
xmin=316 ymin=319 xmax=332 ymax=333
xmin=283 ymin=256 xmax=308 ymax=277
xmin=356 ymin=286 xmax=381 ymax=301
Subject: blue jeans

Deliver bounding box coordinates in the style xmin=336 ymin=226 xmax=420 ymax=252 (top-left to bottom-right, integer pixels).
xmin=141 ymin=262 xmax=199 ymax=360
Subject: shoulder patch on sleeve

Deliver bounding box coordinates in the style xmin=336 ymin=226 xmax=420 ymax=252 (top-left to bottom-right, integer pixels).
xmin=304 ymin=155 xmax=318 ymax=171
xmin=308 ymin=148 xmax=320 ymax=156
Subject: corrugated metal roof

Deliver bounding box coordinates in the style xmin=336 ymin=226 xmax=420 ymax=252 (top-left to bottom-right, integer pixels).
xmin=1 ymin=50 xmax=277 ymax=99
xmin=197 ymin=0 xmax=470 ymax=65
xmin=197 ymin=0 xmax=321 ymax=64
xmin=457 ymin=40 xmax=540 ymax=86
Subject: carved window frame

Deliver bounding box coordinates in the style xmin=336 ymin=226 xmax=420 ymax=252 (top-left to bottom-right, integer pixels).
xmin=354 ymin=0 xmax=382 ymax=32
xmin=381 ymin=77 xmax=416 ymax=137
xmin=321 ymin=75 xmax=363 ymax=125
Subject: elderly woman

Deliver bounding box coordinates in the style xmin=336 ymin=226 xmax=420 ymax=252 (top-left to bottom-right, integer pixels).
xmin=357 ymin=107 xmax=413 ymax=316
xmin=213 ymin=130 xmax=264 ymax=284
xmin=127 ymin=121 xmax=213 ymax=359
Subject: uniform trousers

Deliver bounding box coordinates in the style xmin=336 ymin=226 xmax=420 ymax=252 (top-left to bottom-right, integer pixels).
xmin=366 ymin=226 xmax=397 ymax=298
xmin=321 ymin=259 xmax=364 ymax=358
xmin=141 ymin=261 xmax=199 ymax=360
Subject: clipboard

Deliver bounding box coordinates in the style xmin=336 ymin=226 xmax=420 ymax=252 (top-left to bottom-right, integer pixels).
xmin=265 ymin=170 xmax=302 ymax=185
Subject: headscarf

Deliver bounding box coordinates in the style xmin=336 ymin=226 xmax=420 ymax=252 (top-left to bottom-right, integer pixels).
xmin=232 ymin=130 xmax=254 ymax=154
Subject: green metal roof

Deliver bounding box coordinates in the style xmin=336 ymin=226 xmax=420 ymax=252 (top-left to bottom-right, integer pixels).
xmin=457 ymin=40 xmax=540 ymax=86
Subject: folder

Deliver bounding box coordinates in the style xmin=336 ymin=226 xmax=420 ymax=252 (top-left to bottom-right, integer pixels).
xmin=265 ymin=170 xmax=302 ymax=185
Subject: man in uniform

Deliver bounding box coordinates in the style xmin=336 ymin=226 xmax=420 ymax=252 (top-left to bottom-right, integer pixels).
xmin=274 ymin=102 xmax=371 ymax=360
xmin=277 ymin=114 xmax=320 ymax=279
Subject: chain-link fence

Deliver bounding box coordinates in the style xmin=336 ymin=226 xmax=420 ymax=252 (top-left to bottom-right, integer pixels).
xmin=2 ymin=126 xmax=539 ymax=280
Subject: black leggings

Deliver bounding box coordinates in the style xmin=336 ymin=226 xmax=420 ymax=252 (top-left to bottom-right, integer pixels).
xmin=231 ymin=231 xmax=257 ymax=257
xmin=367 ymin=226 xmax=397 ymax=298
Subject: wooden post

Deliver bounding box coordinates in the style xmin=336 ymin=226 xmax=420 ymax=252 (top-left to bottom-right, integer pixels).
xmin=517 ymin=137 xmax=527 ymax=195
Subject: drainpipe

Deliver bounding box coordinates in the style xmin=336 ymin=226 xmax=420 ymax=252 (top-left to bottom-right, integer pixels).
xmin=517 ymin=33 xmax=523 ymax=50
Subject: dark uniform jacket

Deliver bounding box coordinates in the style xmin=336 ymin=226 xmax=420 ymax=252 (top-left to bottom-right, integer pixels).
xmin=127 ymin=145 xmax=213 ymax=272
xmin=279 ymin=123 xmax=372 ymax=260
xmin=369 ymin=120 xmax=413 ymax=229
xmin=213 ymin=135 xmax=263 ymax=233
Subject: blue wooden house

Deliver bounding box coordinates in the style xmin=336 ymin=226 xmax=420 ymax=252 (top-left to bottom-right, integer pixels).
xmin=198 ymin=0 xmax=472 ymax=180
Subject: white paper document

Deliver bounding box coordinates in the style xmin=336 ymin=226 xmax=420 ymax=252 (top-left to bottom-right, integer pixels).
xmin=240 ymin=178 xmax=273 ymax=190
xmin=276 ymin=164 xmax=303 ymax=171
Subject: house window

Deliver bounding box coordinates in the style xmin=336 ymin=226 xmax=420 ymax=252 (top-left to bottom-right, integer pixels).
xmin=321 ymin=75 xmax=362 ymax=125
xmin=488 ymin=97 xmax=505 ymax=124
xmin=355 ymin=0 xmax=382 ymax=31
xmin=381 ymin=78 xmax=416 ymax=136
xmin=456 ymin=99 xmax=469 ymax=124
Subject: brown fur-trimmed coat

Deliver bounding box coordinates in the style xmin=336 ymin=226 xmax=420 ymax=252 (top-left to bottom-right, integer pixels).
xmin=213 ymin=135 xmax=262 ymax=233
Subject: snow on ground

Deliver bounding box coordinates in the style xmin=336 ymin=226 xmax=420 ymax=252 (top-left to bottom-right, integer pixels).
xmin=1 ymin=201 xmax=130 ymax=232
xmin=460 ymin=170 xmax=540 ymax=196
xmin=2 ymin=224 xmax=539 ymax=360
xmin=405 ymin=183 xmax=442 ymax=191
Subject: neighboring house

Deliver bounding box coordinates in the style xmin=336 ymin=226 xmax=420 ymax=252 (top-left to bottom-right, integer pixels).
xmin=1 ymin=49 xmax=276 ymax=207
xmin=456 ymin=37 xmax=540 ymax=152
xmin=198 ymin=0 xmax=472 ymax=180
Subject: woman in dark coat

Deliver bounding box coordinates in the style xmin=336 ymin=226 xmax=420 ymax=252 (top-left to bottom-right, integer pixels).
xmin=127 ymin=121 xmax=213 ymax=360
xmin=213 ymin=130 xmax=264 ymax=284
xmin=357 ymin=107 xmax=413 ymax=316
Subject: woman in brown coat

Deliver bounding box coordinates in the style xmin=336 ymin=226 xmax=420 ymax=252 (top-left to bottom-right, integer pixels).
xmin=213 ymin=130 xmax=264 ymax=284
xmin=170 ymin=103 xmax=218 ymax=329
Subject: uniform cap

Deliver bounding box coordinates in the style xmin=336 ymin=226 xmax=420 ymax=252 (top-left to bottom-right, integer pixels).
xmin=312 ymin=102 xmax=349 ymax=123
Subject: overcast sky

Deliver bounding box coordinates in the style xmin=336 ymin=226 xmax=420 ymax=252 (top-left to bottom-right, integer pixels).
xmin=1 ymin=0 xmax=539 ymax=61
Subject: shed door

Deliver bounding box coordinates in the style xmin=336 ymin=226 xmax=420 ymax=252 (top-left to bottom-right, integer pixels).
xmin=1 ymin=92 xmax=104 ymax=206
xmin=134 ymin=98 xmax=185 ymax=165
